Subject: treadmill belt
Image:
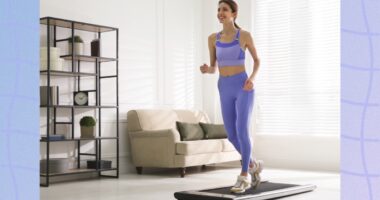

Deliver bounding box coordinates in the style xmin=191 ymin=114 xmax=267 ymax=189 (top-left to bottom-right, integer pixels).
xmin=174 ymin=182 xmax=316 ymax=200
xmin=201 ymin=182 xmax=298 ymax=195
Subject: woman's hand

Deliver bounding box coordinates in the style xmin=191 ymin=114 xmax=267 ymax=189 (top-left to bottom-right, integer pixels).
xmin=200 ymin=63 xmax=209 ymax=74
xmin=243 ymin=78 xmax=254 ymax=91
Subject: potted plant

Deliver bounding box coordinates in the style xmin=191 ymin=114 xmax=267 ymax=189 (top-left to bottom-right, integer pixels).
xmin=67 ymin=35 xmax=84 ymax=55
xmin=80 ymin=116 xmax=96 ymax=138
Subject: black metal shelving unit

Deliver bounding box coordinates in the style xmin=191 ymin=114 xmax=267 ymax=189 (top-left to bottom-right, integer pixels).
xmin=40 ymin=17 xmax=119 ymax=187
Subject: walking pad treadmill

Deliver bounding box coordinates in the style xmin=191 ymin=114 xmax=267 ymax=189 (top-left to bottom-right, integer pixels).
xmin=174 ymin=181 xmax=316 ymax=200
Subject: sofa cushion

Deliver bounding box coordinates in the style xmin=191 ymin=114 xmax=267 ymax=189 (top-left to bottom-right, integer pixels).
xmin=128 ymin=109 xmax=179 ymax=131
xmin=176 ymin=139 xmax=223 ymax=155
xmin=176 ymin=121 xmax=205 ymax=141
xmin=176 ymin=109 xmax=210 ymax=124
xmin=127 ymin=109 xmax=211 ymax=132
xmin=199 ymin=122 xmax=228 ymax=139
xmin=221 ymin=138 xmax=236 ymax=152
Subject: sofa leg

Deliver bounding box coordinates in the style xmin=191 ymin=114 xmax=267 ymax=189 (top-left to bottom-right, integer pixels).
xmin=179 ymin=167 xmax=186 ymax=178
xmin=136 ymin=167 xmax=143 ymax=175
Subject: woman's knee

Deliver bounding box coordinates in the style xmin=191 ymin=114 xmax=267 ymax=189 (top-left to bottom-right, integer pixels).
xmin=227 ymin=134 xmax=239 ymax=144
xmin=236 ymin=122 xmax=249 ymax=134
xmin=236 ymin=129 xmax=251 ymax=142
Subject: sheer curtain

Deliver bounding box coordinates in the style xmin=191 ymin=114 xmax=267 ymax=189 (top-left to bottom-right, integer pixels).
xmin=252 ymin=0 xmax=339 ymax=135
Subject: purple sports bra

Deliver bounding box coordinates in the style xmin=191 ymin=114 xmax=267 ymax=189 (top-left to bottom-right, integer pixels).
xmin=216 ymin=29 xmax=245 ymax=67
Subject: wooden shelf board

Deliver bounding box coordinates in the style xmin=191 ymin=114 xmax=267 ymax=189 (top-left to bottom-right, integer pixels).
xmin=40 ymin=167 xmax=117 ymax=177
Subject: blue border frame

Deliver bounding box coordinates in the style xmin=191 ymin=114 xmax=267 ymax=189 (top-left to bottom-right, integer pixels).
xmin=0 ymin=0 xmax=39 ymax=199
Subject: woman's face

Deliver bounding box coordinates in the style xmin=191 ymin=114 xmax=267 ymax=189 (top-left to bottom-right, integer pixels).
xmin=217 ymin=2 xmax=236 ymax=24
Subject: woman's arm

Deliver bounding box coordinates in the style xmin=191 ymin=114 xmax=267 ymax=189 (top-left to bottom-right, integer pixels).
xmin=244 ymin=31 xmax=260 ymax=81
xmin=207 ymin=33 xmax=218 ymax=74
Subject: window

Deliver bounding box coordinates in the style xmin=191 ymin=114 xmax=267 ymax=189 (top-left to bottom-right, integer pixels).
xmin=252 ymin=0 xmax=340 ymax=135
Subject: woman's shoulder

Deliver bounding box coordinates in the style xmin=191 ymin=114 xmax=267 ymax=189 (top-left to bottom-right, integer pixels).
xmin=208 ymin=32 xmax=218 ymax=40
xmin=239 ymin=29 xmax=251 ymax=37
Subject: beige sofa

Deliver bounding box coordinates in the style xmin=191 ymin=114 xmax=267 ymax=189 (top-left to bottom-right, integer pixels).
xmin=127 ymin=109 xmax=241 ymax=177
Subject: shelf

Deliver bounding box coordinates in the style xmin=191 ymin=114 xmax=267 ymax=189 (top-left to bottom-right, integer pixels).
xmin=40 ymin=137 xmax=118 ymax=142
xmin=40 ymin=105 xmax=118 ymax=108
xmin=40 ymin=16 xmax=119 ymax=186
xmin=40 ymin=17 xmax=117 ymax=33
xmin=60 ymin=55 xmax=117 ymax=62
xmin=40 ymin=168 xmax=117 ymax=177
xmin=40 ymin=70 xmax=97 ymax=77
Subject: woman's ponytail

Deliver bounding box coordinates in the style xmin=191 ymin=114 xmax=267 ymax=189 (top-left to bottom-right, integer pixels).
xmin=234 ymin=21 xmax=241 ymax=29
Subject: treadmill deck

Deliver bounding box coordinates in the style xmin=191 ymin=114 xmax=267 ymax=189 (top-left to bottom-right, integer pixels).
xmin=174 ymin=181 xmax=316 ymax=200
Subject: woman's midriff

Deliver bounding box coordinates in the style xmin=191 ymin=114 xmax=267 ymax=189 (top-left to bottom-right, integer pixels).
xmin=219 ymin=66 xmax=246 ymax=77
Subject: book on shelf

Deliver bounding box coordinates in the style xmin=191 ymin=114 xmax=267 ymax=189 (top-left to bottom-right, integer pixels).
xmin=41 ymin=134 xmax=65 ymax=141
xmin=87 ymin=160 xmax=112 ymax=169
xmin=40 ymin=86 xmax=59 ymax=106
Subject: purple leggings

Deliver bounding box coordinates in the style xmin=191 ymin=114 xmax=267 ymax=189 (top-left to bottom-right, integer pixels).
xmin=218 ymin=71 xmax=254 ymax=173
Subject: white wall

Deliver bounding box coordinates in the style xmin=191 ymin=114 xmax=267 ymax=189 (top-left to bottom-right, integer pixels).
xmin=254 ymin=134 xmax=339 ymax=172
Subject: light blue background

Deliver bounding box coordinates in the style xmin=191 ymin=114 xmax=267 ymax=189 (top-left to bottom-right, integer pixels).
xmin=342 ymin=0 xmax=380 ymax=199
xmin=0 ymin=0 xmax=39 ymax=199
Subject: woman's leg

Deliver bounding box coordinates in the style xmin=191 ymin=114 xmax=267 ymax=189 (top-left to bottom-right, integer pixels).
xmin=220 ymin=94 xmax=255 ymax=169
xmin=218 ymin=74 xmax=255 ymax=170
xmin=219 ymin=91 xmax=241 ymax=155
xmin=235 ymin=88 xmax=255 ymax=173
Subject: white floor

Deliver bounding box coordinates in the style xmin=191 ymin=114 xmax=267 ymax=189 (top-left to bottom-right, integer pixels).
xmin=41 ymin=161 xmax=340 ymax=200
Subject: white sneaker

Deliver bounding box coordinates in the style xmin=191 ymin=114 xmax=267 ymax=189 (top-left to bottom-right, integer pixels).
xmin=230 ymin=175 xmax=251 ymax=193
xmin=249 ymin=160 xmax=264 ymax=188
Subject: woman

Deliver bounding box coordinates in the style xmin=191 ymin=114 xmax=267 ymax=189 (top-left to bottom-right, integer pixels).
xmin=199 ymin=0 xmax=264 ymax=194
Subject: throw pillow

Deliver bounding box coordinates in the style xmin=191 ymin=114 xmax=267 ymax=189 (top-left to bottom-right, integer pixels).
xmin=199 ymin=122 xmax=228 ymax=139
xmin=176 ymin=121 xmax=205 ymax=141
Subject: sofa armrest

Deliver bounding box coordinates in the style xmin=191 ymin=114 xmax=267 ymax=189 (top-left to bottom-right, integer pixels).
xmin=128 ymin=128 xmax=181 ymax=167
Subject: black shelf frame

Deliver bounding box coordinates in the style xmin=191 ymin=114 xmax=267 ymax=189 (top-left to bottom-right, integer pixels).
xmin=40 ymin=16 xmax=118 ymax=33
xmin=60 ymin=54 xmax=117 ymax=62
xmin=40 ymin=70 xmax=97 ymax=77
xmin=40 ymin=17 xmax=119 ymax=187
xmin=40 ymin=168 xmax=118 ymax=177
xmin=40 ymin=136 xmax=118 ymax=142
xmin=40 ymin=105 xmax=118 ymax=108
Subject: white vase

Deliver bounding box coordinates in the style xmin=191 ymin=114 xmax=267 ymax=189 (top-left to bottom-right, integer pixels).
xmin=40 ymin=47 xmax=63 ymax=71
xmin=68 ymin=42 xmax=84 ymax=55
